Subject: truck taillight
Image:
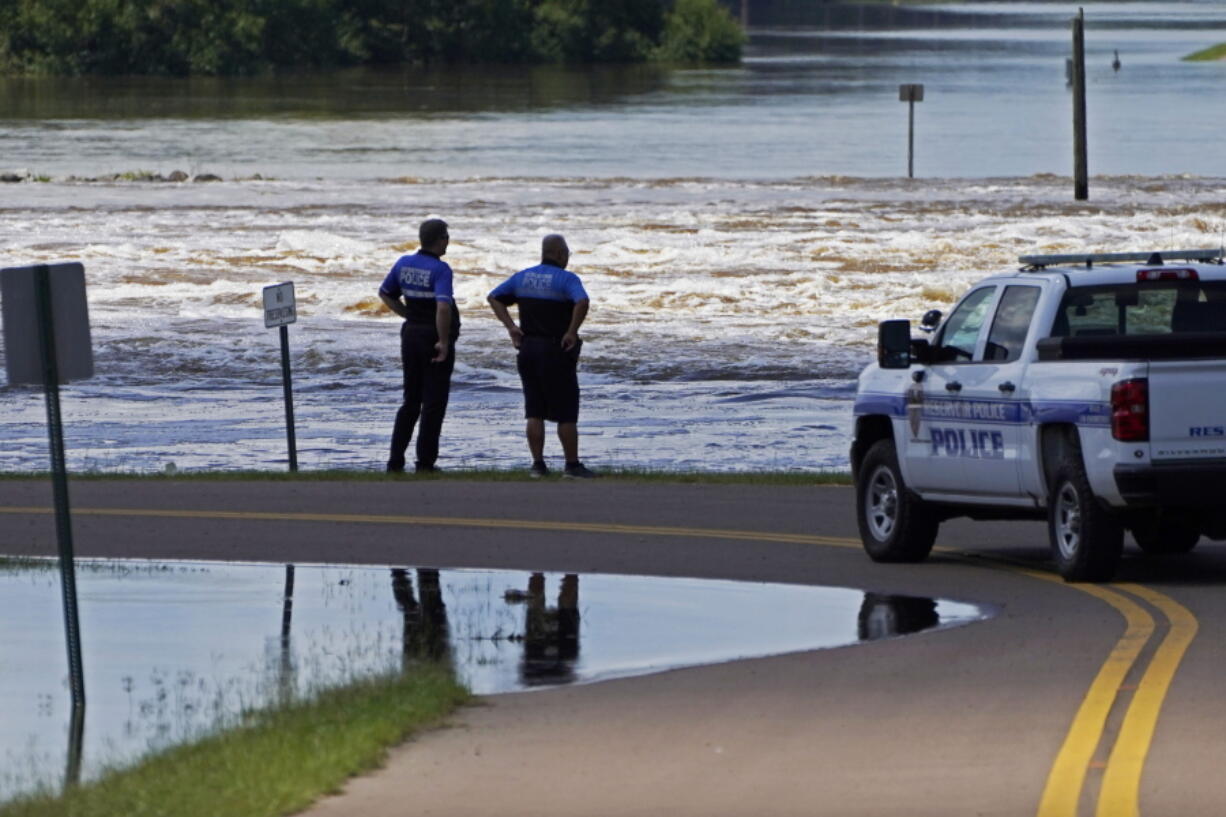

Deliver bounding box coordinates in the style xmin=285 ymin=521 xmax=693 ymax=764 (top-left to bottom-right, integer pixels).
xmin=1111 ymin=378 xmax=1149 ymax=442
xmin=1137 ymin=268 xmax=1198 ymax=281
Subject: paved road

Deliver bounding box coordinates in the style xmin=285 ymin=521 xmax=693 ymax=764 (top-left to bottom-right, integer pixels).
xmin=3 ymin=478 xmax=1226 ymax=816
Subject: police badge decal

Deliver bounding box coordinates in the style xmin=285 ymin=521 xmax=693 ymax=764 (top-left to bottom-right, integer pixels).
xmin=906 ymin=381 xmax=925 ymax=439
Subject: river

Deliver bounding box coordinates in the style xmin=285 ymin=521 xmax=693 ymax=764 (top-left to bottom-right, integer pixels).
xmin=1 ymin=1 xmax=1224 ymax=473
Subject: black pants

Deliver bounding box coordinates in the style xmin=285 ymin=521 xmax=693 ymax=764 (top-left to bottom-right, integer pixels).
xmin=389 ymin=325 xmax=455 ymax=469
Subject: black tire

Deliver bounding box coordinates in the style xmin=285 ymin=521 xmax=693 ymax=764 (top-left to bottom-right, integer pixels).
xmin=1048 ymin=453 xmax=1124 ymax=581
xmin=1131 ymin=512 xmax=1200 ymax=555
xmin=856 ymin=439 xmax=938 ymax=563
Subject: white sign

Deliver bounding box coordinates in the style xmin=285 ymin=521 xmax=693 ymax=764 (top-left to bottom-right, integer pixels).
xmin=263 ymin=281 xmax=297 ymax=328
xmin=1 ymin=263 xmax=94 ymax=385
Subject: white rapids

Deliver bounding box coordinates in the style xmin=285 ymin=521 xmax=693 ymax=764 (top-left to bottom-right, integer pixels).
xmin=2 ymin=174 xmax=1223 ymax=473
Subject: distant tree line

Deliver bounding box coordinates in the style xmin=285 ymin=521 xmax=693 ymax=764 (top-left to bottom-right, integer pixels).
xmin=0 ymin=0 xmax=744 ymax=76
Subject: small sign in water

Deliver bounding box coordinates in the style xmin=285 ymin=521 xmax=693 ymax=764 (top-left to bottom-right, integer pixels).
xmin=261 ymin=281 xmax=296 ymax=329
xmin=0 ymin=558 xmax=991 ymax=802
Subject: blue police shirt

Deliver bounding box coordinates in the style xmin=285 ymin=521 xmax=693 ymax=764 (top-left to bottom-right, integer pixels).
xmin=489 ymin=264 xmax=589 ymax=339
xmin=379 ymin=251 xmax=460 ymax=339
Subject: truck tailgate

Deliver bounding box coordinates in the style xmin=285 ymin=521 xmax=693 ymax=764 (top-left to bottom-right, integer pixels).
xmin=1148 ymin=359 xmax=1226 ymax=460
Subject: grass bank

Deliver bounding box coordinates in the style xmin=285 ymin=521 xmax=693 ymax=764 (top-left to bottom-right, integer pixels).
xmin=0 ymin=664 xmax=467 ymax=817
xmin=1183 ymin=43 xmax=1226 ymax=61
xmin=0 ymin=468 xmax=852 ymax=486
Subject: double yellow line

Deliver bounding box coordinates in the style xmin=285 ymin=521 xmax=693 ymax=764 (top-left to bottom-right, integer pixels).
xmin=0 ymin=505 xmax=862 ymax=548
xmin=1033 ymin=577 xmax=1197 ymax=817
xmin=0 ymin=504 xmax=1198 ymax=816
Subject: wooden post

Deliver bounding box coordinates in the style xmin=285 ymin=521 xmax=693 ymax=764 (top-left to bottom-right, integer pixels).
xmin=1072 ymin=8 xmax=1088 ymax=200
xmin=898 ymin=84 xmax=924 ymax=179
xmin=908 ymin=100 xmax=916 ymax=178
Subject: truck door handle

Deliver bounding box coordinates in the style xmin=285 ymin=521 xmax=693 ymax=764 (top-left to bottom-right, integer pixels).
xmin=998 ymin=381 xmax=1016 ymax=393
xmin=945 ymin=381 xmax=962 ymax=393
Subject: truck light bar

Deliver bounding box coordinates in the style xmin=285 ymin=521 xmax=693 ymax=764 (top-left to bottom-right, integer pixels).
xmin=1019 ymin=248 xmax=1224 ymax=269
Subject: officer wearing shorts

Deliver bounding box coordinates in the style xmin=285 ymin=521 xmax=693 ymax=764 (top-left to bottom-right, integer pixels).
xmin=487 ymin=234 xmax=595 ymax=478
xmin=378 ymin=218 xmax=460 ymax=473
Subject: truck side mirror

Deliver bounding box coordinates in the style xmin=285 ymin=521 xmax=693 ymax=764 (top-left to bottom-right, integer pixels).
xmin=877 ymin=320 xmax=912 ymax=369
xmin=919 ymin=309 xmax=942 ymax=333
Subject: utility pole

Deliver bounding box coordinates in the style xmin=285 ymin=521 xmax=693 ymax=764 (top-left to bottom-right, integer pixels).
xmin=741 ymin=0 xmax=749 ymax=28
xmin=1072 ymin=8 xmax=1088 ymax=200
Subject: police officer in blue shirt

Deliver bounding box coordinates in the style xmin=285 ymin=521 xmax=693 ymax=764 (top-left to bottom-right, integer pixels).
xmin=488 ymin=234 xmax=596 ymax=478
xmin=378 ymin=218 xmax=461 ymax=473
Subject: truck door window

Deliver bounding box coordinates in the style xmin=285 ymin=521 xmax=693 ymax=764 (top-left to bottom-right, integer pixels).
xmin=984 ymin=285 xmax=1041 ymax=362
xmin=935 ymin=286 xmax=996 ymax=362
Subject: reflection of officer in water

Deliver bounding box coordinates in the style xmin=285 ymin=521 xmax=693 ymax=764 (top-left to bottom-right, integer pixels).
xmin=857 ymin=593 xmax=940 ymax=641
xmin=514 ymin=573 xmax=580 ymax=686
xmin=391 ymin=568 xmax=451 ymax=664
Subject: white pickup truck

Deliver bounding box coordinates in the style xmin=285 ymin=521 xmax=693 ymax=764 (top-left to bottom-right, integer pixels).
xmin=851 ymin=249 xmax=1226 ymax=581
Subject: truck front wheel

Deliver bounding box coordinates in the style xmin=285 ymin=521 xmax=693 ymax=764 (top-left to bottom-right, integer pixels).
xmin=1048 ymin=455 xmax=1124 ymax=581
xmin=856 ymin=439 xmax=938 ymax=562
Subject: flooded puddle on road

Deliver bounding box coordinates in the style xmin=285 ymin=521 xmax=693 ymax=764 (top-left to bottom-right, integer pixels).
xmin=0 ymin=558 xmax=992 ymax=800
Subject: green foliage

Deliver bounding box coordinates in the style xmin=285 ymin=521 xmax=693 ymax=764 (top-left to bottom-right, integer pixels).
xmin=1183 ymin=43 xmax=1226 ymax=62
xmin=0 ymin=0 xmax=742 ymax=75
xmin=0 ymin=665 xmax=468 ymax=817
xmin=657 ymin=0 xmax=744 ymax=63
xmin=533 ymin=0 xmax=663 ymax=62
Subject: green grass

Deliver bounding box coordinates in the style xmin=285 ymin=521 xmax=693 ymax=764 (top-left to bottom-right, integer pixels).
xmin=0 ymin=555 xmax=55 ymax=572
xmin=0 ymin=467 xmax=852 ymax=486
xmin=1184 ymin=43 xmax=1226 ymax=61
xmin=0 ymin=664 xmax=468 ymax=817
xmin=115 ymin=170 xmax=159 ymax=181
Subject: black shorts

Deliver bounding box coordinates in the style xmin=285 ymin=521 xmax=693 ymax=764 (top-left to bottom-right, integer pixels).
xmin=517 ymin=336 xmax=581 ymax=423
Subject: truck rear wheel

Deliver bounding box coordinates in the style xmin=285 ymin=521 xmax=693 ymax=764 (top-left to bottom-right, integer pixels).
xmin=1131 ymin=512 xmax=1200 ymax=555
xmin=856 ymin=439 xmax=938 ymax=562
xmin=1048 ymin=454 xmax=1124 ymax=581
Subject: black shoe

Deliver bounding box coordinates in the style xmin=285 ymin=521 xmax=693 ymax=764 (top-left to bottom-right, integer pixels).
xmin=386 ymin=461 xmax=405 ymax=474
xmin=563 ymin=462 xmax=597 ymax=479
xmin=414 ymin=463 xmax=441 ymax=474
xmin=530 ymin=461 xmax=550 ymax=479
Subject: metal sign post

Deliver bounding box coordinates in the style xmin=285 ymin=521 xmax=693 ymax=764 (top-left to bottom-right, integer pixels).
xmin=899 ymin=83 xmax=924 ymax=178
xmin=1 ymin=262 xmax=93 ymax=787
xmin=263 ymin=282 xmax=298 ymax=472
xmin=1071 ymin=8 xmax=1089 ymax=201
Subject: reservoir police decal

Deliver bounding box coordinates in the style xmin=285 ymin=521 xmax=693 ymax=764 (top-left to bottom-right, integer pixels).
xmin=922 ymin=398 xmax=1019 ymax=423
xmin=1190 ymin=426 xmax=1226 ymax=437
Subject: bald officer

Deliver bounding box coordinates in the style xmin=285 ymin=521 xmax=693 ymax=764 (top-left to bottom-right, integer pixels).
xmin=378 ymin=218 xmax=460 ymax=473
xmin=488 ymin=234 xmax=595 ymax=478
